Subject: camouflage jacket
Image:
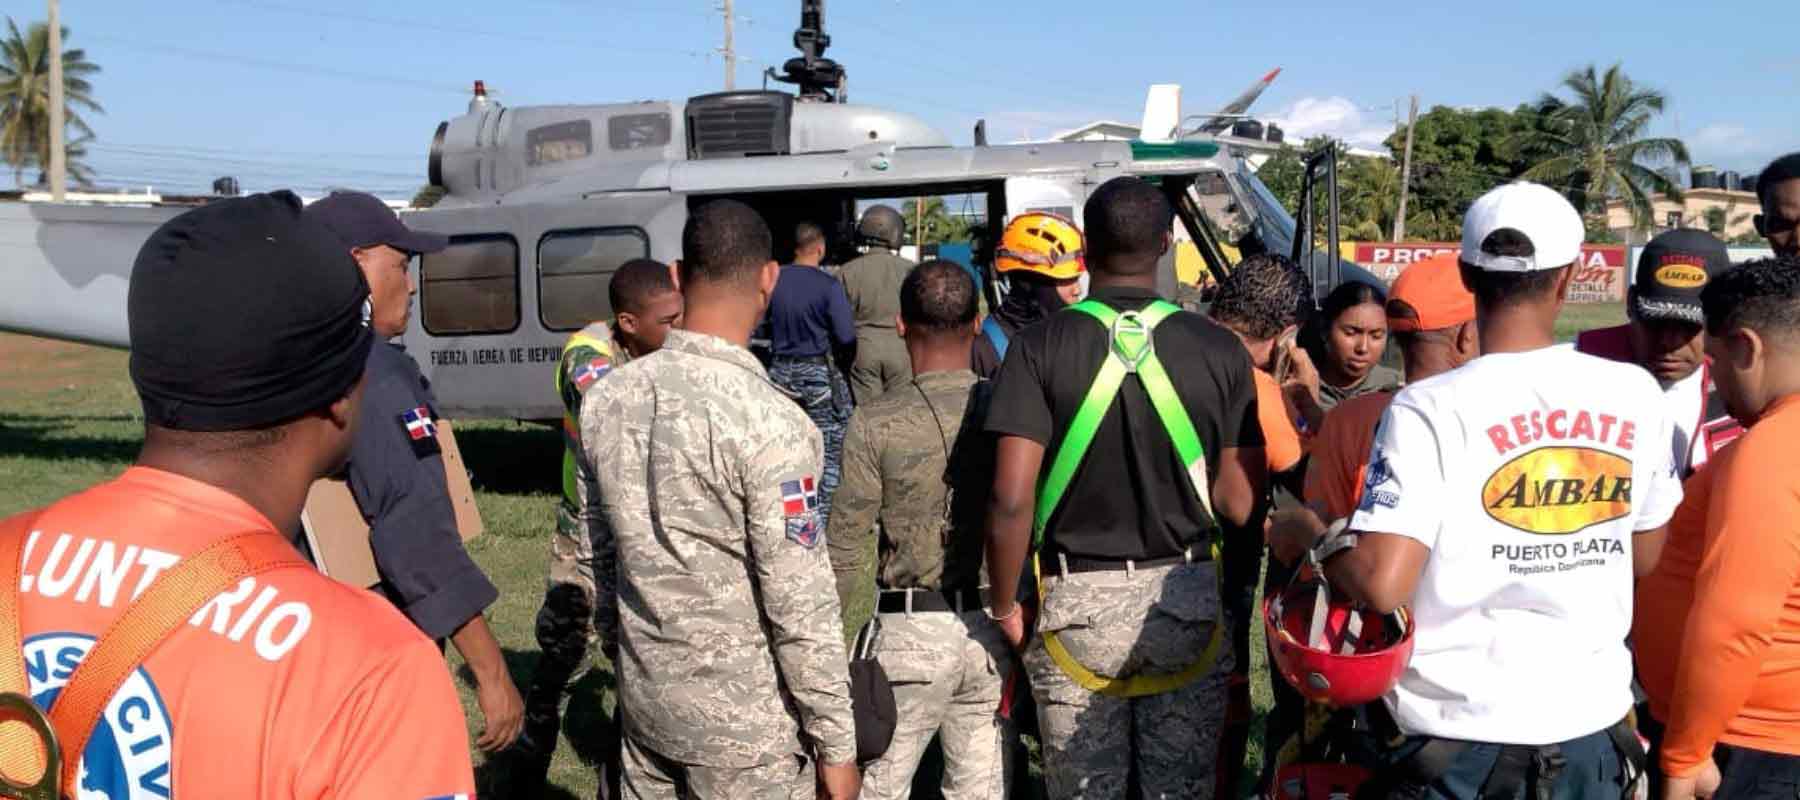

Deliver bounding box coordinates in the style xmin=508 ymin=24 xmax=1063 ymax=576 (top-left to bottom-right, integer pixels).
xmin=827 ymin=370 xmax=994 ymax=619
xmin=838 ymin=251 xmax=914 ymax=332
xmin=581 ymin=329 xmax=856 ymax=767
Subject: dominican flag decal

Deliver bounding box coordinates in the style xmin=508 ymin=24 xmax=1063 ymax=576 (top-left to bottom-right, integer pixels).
xmin=781 ymin=476 xmax=819 ymax=515
xmin=402 ymin=407 xmax=437 ymax=440
xmin=572 ymin=357 xmax=612 ymax=392
xmin=400 ymin=406 xmax=440 ymax=457
xmin=781 ymin=475 xmax=822 ymax=548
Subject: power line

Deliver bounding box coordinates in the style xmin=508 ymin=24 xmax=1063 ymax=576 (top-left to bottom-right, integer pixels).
xmin=218 ymin=0 xmax=721 ymax=62
xmin=94 ymin=140 xmax=416 ymax=161
xmin=88 ymin=145 xmax=422 ymax=179
xmin=82 ymin=34 xmax=471 ymax=96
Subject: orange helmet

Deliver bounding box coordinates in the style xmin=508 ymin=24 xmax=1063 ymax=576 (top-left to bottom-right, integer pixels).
xmin=1264 ymin=577 xmax=1414 ymax=708
xmin=995 ymin=212 xmax=1085 ymax=281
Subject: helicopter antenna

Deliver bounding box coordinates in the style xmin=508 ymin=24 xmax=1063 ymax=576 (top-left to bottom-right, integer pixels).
xmin=768 ymin=0 xmax=847 ymax=102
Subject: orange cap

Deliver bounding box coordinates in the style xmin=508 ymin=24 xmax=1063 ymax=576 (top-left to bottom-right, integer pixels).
xmin=1387 ymin=253 xmax=1475 ymax=333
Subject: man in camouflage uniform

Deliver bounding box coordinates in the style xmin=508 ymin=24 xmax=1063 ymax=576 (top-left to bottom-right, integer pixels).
xmin=584 ymin=200 xmax=860 ymax=800
xmin=520 ymin=259 xmax=683 ymax=792
xmin=827 ymin=260 xmax=1013 ymax=799
xmin=840 ymin=205 xmax=916 ymax=402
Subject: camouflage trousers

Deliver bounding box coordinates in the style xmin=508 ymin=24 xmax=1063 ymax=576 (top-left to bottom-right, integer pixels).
xmin=1024 ymin=558 xmax=1232 ymax=800
xmin=768 ymin=357 xmax=852 ymax=528
xmin=860 ymin=605 xmax=1016 ymax=800
xmin=849 ymin=330 xmax=913 ymax=404
xmin=621 ymin=734 xmax=812 ymax=800
xmin=524 ymin=503 xmax=600 ymax=753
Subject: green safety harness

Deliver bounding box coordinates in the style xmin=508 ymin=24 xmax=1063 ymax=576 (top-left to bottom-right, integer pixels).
xmin=1032 ymin=298 xmax=1226 ymax=698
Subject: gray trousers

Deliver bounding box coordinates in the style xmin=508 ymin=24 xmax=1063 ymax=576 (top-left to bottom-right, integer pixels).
xmin=850 ymin=330 xmax=912 ymax=404
xmin=621 ymin=735 xmax=811 ymax=800
xmin=1024 ymin=559 xmax=1232 ymax=800
xmin=860 ymin=606 xmax=1016 ymax=800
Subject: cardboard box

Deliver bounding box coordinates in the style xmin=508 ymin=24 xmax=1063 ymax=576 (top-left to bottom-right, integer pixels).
xmin=300 ymin=419 xmax=483 ymax=589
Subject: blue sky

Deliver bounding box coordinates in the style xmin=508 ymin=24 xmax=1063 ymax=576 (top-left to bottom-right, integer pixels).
xmin=26 ymin=0 xmax=1797 ymax=197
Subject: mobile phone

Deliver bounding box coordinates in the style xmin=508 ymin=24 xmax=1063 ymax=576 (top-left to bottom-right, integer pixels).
xmin=1272 ymin=331 xmax=1298 ymax=384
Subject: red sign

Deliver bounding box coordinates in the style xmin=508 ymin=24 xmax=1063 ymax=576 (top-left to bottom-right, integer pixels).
xmin=1349 ymin=242 xmax=1627 ymax=303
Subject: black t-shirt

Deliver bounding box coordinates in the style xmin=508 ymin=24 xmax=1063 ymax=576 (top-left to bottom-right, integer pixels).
xmin=985 ymin=286 xmax=1262 ymax=561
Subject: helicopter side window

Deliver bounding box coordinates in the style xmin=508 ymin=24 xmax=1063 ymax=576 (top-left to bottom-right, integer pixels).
xmin=537 ymin=228 xmax=651 ymax=331
xmin=528 ymin=120 xmax=593 ymax=166
xmin=420 ymin=234 xmax=521 ymax=336
xmin=609 ymin=113 xmax=672 ymax=151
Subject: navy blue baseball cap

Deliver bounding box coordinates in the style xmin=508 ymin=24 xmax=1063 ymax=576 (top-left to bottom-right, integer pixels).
xmin=1631 ymin=229 xmax=1730 ymax=326
xmin=303 ymin=190 xmax=448 ymax=254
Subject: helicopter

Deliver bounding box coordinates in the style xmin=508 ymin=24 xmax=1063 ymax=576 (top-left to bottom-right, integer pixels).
xmin=0 ymin=0 xmax=1376 ymax=421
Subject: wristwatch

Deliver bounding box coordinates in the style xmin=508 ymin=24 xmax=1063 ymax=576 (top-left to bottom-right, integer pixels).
xmin=1310 ymin=517 xmax=1357 ymax=564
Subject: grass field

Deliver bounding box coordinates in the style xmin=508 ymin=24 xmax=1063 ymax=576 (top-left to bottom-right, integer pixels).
xmin=0 ymin=302 xmax=1627 ymax=799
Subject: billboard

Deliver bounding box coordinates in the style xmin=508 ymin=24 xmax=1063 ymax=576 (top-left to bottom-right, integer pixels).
xmin=1348 ymin=242 xmax=1628 ymax=303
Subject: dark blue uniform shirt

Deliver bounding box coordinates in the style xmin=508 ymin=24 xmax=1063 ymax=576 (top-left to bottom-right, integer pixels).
xmin=345 ymin=342 xmax=499 ymax=640
xmin=759 ymin=264 xmax=856 ymax=359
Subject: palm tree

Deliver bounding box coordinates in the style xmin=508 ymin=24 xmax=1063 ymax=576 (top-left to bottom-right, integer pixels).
xmin=1518 ymin=63 xmax=1688 ymax=233
xmin=902 ymin=197 xmax=972 ymax=246
xmin=0 ymin=17 xmax=103 ymax=188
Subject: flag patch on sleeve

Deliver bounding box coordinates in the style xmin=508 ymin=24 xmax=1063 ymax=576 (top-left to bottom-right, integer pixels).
xmin=572 ymin=357 xmax=612 ymax=391
xmin=780 ymin=475 xmax=822 ymax=548
xmin=780 ymin=476 xmax=819 ymax=515
xmin=401 ymin=407 xmax=437 ymax=440
xmin=400 ymin=406 xmax=441 ymax=457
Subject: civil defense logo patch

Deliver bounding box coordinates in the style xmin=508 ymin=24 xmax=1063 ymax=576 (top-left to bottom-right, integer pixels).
xmin=24 ymin=633 xmax=173 ymax=800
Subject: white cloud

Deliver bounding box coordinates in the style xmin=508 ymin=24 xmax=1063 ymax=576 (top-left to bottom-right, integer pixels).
xmin=983 ymin=109 xmax=1120 ymax=144
xmin=1689 ymin=123 xmax=1775 ymax=169
xmin=1266 ymin=96 xmax=1396 ymax=152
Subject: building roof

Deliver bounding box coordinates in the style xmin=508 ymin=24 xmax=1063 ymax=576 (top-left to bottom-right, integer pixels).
xmin=1047 ymin=120 xmax=1142 ymax=142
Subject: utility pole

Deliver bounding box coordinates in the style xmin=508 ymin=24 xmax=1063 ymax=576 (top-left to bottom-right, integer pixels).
xmin=48 ymin=0 xmax=66 ymax=201
xmin=915 ymin=196 xmax=925 ymax=255
xmin=721 ymin=0 xmax=735 ymax=90
xmin=1393 ymin=94 xmax=1418 ymax=243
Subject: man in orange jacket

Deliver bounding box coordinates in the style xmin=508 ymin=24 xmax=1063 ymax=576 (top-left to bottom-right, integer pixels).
xmin=1635 ymin=254 xmax=1800 ymax=800
xmin=0 ymin=192 xmax=475 ymax=798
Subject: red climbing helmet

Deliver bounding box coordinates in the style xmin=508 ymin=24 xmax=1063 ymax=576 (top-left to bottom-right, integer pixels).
xmin=1269 ymin=763 xmax=1375 ymax=800
xmin=1264 ymin=576 xmax=1414 ymax=708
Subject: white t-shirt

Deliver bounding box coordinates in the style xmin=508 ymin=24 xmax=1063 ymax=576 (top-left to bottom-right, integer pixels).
xmin=1349 ymin=345 xmax=1682 ymax=745
xmin=1664 ymin=367 xmax=1706 ymax=476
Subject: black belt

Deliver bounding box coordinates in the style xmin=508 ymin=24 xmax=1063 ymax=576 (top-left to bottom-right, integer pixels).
xmin=1049 ymin=547 xmax=1199 ymax=575
xmin=876 ymin=587 xmax=984 ymax=614
xmin=770 ymin=354 xmax=830 ymax=364
xmin=1365 ymin=702 xmax=1645 ymax=800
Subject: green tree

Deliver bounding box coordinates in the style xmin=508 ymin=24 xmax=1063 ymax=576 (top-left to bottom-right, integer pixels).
xmin=0 ymin=17 xmax=102 ymax=187
xmin=411 ymin=184 xmax=447 ymax=208
xmin=1255 ymin=138 xmax=1398 ymax=243
xmin=901 ymin=197 xmax=973 ymax=246
xmin=1518 ymin=63 xmax=1689 ymax=233
xmin=1256 ymin=145 xmax=1305 ymax=213
xmin=1382 ymin=105 xmax=1538 ymax=241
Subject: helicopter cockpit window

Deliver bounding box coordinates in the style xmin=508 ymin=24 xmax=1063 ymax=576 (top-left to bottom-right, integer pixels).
xmin=420 ymin=234 xmax=520 ymax=336
xmin=1191 ymin=172 xmax=1255 ymax=250
xmin=609 ymin=113 xmax=672 ymax=151
xmin=527 ymin=120 xmax=593 ymax=166
xmin=538 ymin=228 xmax=651 ymax=331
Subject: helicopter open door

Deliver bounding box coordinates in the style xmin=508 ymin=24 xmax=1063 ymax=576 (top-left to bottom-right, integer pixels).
xmin=1290 ymin=144 xmax=1343 ymax=307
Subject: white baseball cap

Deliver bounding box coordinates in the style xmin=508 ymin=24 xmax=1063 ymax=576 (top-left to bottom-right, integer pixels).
xmin=1459 ymin=182 xmax=1585 ymax=272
